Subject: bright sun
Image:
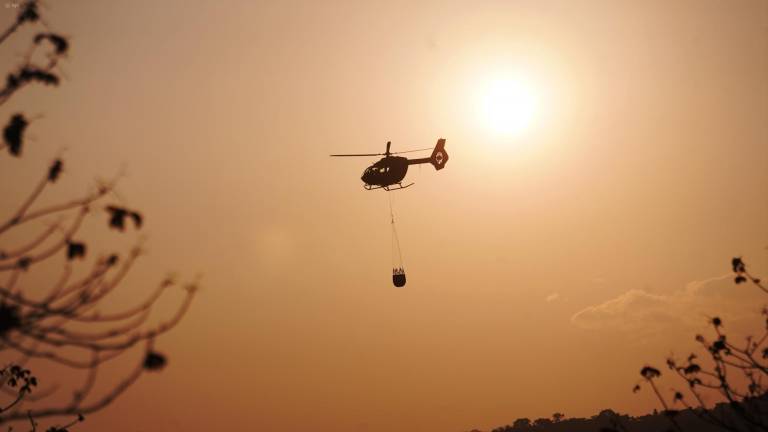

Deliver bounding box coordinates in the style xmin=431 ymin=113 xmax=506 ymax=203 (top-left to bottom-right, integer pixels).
xmin=476 ymin=75 xmax=540 ymax=137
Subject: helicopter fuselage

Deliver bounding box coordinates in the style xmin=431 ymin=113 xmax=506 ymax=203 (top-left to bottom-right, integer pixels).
xmin=361 ymin=156 xmax=409 ymax=190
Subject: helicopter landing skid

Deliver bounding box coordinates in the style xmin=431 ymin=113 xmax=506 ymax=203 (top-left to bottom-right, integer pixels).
xmin=363 ymin=182 xmax=414 ymax=191
xmin=384 ymin=182 xmax=413 ymax=191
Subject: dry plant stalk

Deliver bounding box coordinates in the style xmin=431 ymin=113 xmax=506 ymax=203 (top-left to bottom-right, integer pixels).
xmin=0 ymin=2 xmax=197 ymax=430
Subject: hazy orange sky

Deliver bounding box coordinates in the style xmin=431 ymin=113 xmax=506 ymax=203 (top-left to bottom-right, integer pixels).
xmin=1 ymin=1 xmax=767 ymax=431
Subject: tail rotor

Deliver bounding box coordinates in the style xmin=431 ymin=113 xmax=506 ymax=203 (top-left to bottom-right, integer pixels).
xmin=429 ymin=138 xmax=448 ymax=170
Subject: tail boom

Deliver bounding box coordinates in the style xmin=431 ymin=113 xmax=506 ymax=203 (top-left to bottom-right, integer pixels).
xmin=406 ymin=138 xmax=448 ymax=170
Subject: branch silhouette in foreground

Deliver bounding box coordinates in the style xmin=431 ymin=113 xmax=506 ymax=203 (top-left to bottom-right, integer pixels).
xmin=636 ymin=257 xmax=768 ymax=432
xmin=0 ymin=2 xmax=197 ymax=430
xmin=486 ymin=259 xmax=768 ymax=432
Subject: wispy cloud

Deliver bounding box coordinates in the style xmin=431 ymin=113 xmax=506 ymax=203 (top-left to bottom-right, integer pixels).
xmin=571 ymin=275 xmax=766 ymax=334
xmin=545 ymin=292 xmax=560 ymax=302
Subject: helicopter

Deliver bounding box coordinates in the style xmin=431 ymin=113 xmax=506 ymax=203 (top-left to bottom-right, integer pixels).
xmin=330 ymin=138 xmax=448 ymax=190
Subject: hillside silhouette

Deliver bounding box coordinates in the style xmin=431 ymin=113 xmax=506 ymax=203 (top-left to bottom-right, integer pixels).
xmin=481 ymin=395 xmax=768 ymax=432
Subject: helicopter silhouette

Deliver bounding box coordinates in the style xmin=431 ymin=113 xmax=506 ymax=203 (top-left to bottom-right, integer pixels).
xmin=331 ymin=138 xmax=448 ymax=190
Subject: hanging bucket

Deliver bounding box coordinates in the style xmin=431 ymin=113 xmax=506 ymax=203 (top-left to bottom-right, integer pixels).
xmin=392 ymin=269 xmax=406 ymax=287
xmin=389 ymin=194 xmax=406 ymax=288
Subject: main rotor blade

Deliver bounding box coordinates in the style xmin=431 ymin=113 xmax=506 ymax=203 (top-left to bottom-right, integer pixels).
xmin=330 ymin=153 xmax=384 ymax=157
xmin=390 ymin=147 xmax=433 ymax=154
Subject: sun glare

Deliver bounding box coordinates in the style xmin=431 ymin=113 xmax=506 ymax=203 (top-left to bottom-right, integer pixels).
xmin=476 ymin=75 xmax=540 ymax=137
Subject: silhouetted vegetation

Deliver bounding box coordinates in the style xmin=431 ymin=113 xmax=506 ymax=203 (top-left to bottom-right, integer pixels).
xmin=0 ymin=2 xmax=196 ymax=430
xmin=477 ymin=257 xmax=768 ymax=432
xmin=484 ymin=401 xmax=768 ymax=432
xmin=631 ymin=257 xmax=768 ymax=432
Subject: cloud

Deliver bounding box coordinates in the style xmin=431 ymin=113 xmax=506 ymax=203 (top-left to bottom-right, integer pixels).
xmin=571 ymin=275 xmax=767 ymax=334
xmin=545 ymin=293 xmax=561 ymax=302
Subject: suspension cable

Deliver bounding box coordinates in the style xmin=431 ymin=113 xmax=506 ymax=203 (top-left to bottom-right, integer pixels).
xmin=388 ymin=192 xmax=404 ymax=270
